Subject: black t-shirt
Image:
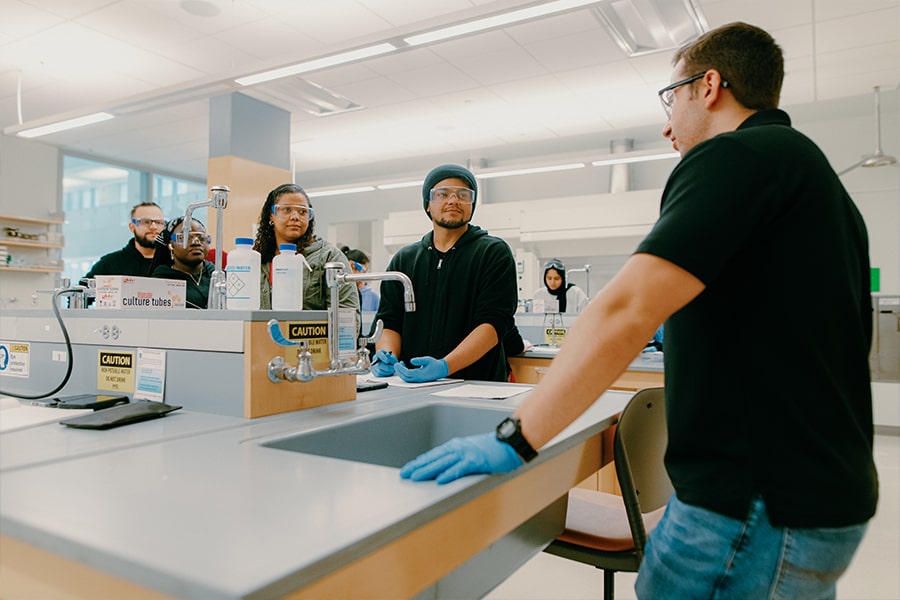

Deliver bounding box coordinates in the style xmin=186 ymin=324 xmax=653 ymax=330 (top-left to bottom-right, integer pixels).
xmin=636 ymin=109 xmax=877 ymax=527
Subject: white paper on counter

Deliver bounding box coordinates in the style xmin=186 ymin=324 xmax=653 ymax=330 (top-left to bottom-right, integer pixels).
xmin=357 ymin=375 xmax=462 ymax=389
xmin=430 ymin=384 xmax=532 ymax=400
xmin=0 ymin=396 xmax=92 ymax=433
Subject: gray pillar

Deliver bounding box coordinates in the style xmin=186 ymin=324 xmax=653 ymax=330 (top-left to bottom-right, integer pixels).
xmin=209 ymin=93 xmax=290 ymax=170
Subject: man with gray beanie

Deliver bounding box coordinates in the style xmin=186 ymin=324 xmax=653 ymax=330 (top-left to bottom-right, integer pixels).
xmin=372 ymin=164 xmax=518 ymax=383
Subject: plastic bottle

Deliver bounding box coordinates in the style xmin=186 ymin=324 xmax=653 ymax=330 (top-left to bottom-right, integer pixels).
xmin=225 ymin=237 xmax=261 ymax=310
xmin=271 ymin=243 xmax=303 ymax=310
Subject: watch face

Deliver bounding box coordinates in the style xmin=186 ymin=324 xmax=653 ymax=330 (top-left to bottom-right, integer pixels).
xmin=498 ymin=417 xmax=516 ymax=438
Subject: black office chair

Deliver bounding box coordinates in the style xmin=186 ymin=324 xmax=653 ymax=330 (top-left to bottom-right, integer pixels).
xmin=544 ymin=387 xmax=672 ymax=600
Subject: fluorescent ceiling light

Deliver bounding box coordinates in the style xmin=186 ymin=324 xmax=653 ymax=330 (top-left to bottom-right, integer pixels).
xmin=476 ymin=163 xmax=586 ymax=179
xmin=308 ymin=186 xmax=376 ymax=198
xmin=591 ymin=152 xmax=678 ymax=166
xmin=377 ymin=180 xmax=423 ymax=190
xmin=16 ymin=112 xmax=114 ymax=138
xmin=404 ymin=0 xmax=601 ymax=46
xmin=235 ymin=44 xmax=397 ymax=86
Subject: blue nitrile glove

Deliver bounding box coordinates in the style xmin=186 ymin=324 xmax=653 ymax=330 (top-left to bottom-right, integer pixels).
xmin=371 ymin=349 xmax=398 ymax=377
xmin=400 ymin=433 xmax=524 ymax=484
xmin=394 ymin=356 xmax=449 ymax=383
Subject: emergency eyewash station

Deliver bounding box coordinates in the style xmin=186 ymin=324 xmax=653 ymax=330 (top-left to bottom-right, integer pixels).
xmin=0 ymin=191 xmax=634 ymax=599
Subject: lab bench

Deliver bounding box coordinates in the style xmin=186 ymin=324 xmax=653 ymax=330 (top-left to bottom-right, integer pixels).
xmin=0 ymin=384 xmax=630 ymax=599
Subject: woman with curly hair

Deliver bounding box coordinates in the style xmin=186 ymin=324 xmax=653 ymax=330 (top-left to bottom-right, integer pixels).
xmin=253 ymin=183 xmax=359 ymax=311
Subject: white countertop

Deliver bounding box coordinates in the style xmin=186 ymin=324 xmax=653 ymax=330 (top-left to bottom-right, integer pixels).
xmin=0 ymin=383 xmax=630 ymax=599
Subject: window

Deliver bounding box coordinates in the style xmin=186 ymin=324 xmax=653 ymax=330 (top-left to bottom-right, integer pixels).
xmin=61 ymin=155 xmax=205 ymax=282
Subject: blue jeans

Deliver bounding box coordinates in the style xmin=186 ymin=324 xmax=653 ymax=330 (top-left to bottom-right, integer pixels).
xmin=635 ymin=494 xmax=867 ymax=600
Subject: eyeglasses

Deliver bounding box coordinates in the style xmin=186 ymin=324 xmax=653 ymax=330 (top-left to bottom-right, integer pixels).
xmin=429 ymin=187 xmax=475 ymax=204
xmin=272 ymin=205 xmax=313 ymax=218
xmin=657 ymin=72 xmax=706 ymax=118
xmin=172 ymin=232 xmax=211 ymax=245
xmin=132 ymin=218 xmax=165 ymax=228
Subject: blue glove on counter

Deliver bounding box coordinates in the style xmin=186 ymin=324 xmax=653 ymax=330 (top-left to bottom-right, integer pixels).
xmin=394 ymin=356 xmax=449 ymax=383
xmin=400 ymin=433 xmax=524 ymax=484
xmin=371 ymin=349 xmax=398 ymax=377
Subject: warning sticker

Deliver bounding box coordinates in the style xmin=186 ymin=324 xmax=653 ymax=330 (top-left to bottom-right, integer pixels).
xmin=0 ymin=341 xmax=30 ymax=378
xmin=97 ymin=350 xmax=136 ymax=393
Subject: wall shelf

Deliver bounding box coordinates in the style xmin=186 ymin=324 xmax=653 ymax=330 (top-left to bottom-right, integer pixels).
xmin=0 ymin=265 xmax=63 ymax=274
xmin=0 ymin=239 xmax=64 ymax=250
xmin=0 ymin=214 xmax=65 ymax=226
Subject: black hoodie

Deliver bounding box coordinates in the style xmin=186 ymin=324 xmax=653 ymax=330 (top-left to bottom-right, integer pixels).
xmin=375 ymin=225 xmax=518 ymax=382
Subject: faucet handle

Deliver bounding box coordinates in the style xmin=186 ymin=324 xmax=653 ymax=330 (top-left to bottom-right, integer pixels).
xmin=359 ymin=319 xmax=384 ymax=346
xmin=267 ymin=319 xmax=300 ymax=347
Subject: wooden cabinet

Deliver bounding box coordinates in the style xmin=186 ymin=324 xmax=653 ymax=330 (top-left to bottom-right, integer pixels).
xmin=0 ymin=214 xmax=65 ymax=274
xmin=508 ymin=354 xmax=664 ymax=493
xmin=508 ymin=355 xmax=664 ymax=390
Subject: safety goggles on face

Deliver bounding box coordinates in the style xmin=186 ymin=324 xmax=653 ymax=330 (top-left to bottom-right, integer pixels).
xmin=429 ymin=186 xmax=475 ymax=204
xmin=271 ymin=204 xmax=313 ymax=218
xmin=172 ymin=232 xmax=211 ymax=245
xmin=132 ymin=218 xmax=166 ymax=228
xmin=352 ymin=261 xmax=367 ymax=273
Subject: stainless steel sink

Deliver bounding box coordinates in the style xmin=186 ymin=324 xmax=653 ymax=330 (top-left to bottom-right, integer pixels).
xmin=261 ymin=403 xmax=513 ymax=467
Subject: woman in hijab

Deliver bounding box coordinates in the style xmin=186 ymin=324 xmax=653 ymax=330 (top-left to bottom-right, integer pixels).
xmin=532 ymin=258 xmax=588 ymax=313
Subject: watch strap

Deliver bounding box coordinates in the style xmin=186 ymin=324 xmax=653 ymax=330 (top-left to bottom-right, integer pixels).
xmin=496 ymin=416 xmax=538 ymax=462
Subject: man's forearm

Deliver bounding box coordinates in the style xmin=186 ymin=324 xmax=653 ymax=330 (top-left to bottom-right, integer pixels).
xmin=443 ymin=323 xmax=499 ymax=375
xmin=376 ymin=328 xmax=402 ymax=356
xmin=515 ymin=253 xmax=704 ymax=450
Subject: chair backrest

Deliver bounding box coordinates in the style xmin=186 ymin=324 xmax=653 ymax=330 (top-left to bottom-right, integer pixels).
xmin=613 ymin=387 xmax=673 ymax=555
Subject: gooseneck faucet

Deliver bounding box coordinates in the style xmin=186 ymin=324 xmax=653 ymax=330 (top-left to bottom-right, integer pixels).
xmin=567 ymin=263 xmax=592 ymax=298
xmin=266 ymin=263 xmax=415 ymax=383
xmin=183 ymin=185 xmax=229 ymax=310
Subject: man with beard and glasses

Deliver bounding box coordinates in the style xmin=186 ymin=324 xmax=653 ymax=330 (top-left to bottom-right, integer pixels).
xmin=372 ymin=164 xmax=518 ymax=383
xmin=84 ymin=201 xmax=165 ymax=279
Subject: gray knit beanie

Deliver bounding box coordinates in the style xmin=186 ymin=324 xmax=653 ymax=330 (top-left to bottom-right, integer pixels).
xmin=421 ymin=164 xmax=478 ymax=215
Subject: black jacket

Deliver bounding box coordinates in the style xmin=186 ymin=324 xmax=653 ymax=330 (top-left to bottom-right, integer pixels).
xmin=375 ymin=225 xmax=518 ymax=382
xmin=84 ymin=240 xmax=154 ymax=279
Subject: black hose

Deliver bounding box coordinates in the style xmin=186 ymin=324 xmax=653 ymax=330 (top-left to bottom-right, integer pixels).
xmin=0 ymin=289 xmax=74 ymax=400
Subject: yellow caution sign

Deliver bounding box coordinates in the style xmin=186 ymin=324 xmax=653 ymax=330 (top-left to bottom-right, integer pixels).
xmin=97 ymin=350 xmax=136 ymax=393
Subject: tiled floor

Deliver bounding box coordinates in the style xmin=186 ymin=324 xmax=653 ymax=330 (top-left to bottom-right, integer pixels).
xmin=487 ymin=434 xmax=900 ymax=600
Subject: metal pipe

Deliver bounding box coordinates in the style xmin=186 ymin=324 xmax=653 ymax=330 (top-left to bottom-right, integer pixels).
xmin=183 ymin=185 xmax=229 ymax=309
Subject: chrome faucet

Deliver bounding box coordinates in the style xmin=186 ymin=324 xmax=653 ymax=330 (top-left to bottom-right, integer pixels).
xmin=183 ymin=185 xmax=229 ymax=310
xmin=567 ymin=263 xmax=592 ymax=298
xmin=266 ymin=263 xmax=415 ymax=383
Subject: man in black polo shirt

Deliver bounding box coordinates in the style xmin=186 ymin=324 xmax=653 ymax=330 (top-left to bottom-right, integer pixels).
xmin=400 ymin=22 xmax=877 ymax=599
xmin=84 ymin=201 xmax=165 ymax=279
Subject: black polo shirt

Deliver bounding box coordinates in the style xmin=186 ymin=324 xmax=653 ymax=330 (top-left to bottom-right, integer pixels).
xmin=636 ymin=109 xmax=877 ymax=527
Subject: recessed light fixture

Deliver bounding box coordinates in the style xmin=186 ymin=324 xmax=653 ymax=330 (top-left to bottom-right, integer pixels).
xmin=591 ymin=152 xmax=678 ymax=167
xmin=377 ymin=181 xmax=423 ymax=190
xmin=16 ymin=112 xmax=115 ymax=138
xmin=235 ymin=44 xmax=398 ymax=87
xmin=476 ymin=163 xmax=586 ymax=179
xmin=403 ymin=0 xmax=601 ymax=46
xmin=308 ymin=186 xmax=377 ymax=198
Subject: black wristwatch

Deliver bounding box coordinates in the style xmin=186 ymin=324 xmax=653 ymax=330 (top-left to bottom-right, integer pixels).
xmin=496 ymin=416 xmax=538 ymax=462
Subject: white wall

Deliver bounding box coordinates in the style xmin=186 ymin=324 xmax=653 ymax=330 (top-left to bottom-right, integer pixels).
xmin=0 ymin=135 xmax=60 ymax=308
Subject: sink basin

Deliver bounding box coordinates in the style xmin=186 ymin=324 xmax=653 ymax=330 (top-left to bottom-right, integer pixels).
xmin=261 ymin=403 xmax=513 ymax=467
